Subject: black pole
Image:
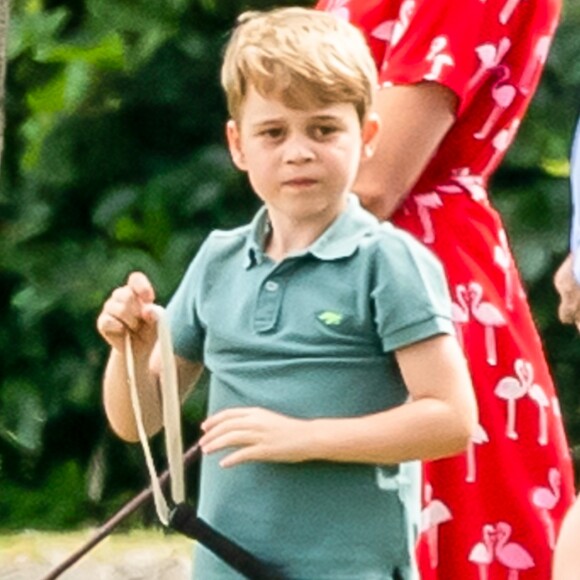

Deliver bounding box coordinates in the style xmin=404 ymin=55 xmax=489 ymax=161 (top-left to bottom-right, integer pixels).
xmin=169 ymin=503 xmax=286 ymax=580
xmin=40 ymin=443 xmax=201 ymax=580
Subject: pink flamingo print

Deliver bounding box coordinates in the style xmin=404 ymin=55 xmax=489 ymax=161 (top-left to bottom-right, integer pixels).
xmin=531 ymin=468 xmax=561 ymax=549
xmin=475 ymin=66 xmax=517 ymax=141
xmin=466 ymin=423 xmax=489 ymax=483
xmin=469 ymin=37 xmax=512 ymax=91
xmin=494 ymin=359 xmax=532 ymax=440
xmin=424 ymin=36 xmax=454 ymax=82
xmin=324 ymin=0 xmax=350 ymax=20
xmin=493 ymin=229 xmax=514 ymax=311
xmin=519 ymin=35 xmax=552 ymax=94
xmin=371 ymin=0 xmax=415 ymax=49
xmin=414 ymin=192 xmax=443 ymax=243
xmin=494 ymin=521 xmax=535 ymax=578
xmin=421 ymin=483 xmax=452 ymax=569
xmin=482 ymin=119 xmax=520 ymax=176
xmin=468 ymin=281 xmax=507 ymax=365
xmin=500 ymin=0 xmax=527 ymax=25
xmin=437 ymin=168 xmax=488 ymax=201
xmin=451 ymin=284 xmax=469 ymax=348
xmin=468 ymin=524 xmax=496 ymax=580
xmin=528 ymin=383 xmax=550 ymax=446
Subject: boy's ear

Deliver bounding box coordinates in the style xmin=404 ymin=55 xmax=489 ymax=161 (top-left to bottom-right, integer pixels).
xmin=361 ymin=112 xmax=381 ymax=160
xmin=226 ymin=120 xmax=247 ymax=171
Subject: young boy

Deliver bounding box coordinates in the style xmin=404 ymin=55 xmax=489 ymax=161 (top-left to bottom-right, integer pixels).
xmin=97 ymin=7 xmax=477 ymax=579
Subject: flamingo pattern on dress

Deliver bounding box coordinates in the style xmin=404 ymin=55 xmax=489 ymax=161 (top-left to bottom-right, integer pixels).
xmin=469 ymin=522 xmax=535 ymax=579
xmin=420 ymin=483 xmax=453 ymax=570
xmin=531 ymin=468 xmax=562 ymax=549
xmin=465 ymin=423 xmax=490 ymax=483
xmin=316 ymin=0 xmax=574 ymax=578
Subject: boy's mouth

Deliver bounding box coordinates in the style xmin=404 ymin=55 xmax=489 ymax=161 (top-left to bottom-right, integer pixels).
xmin=283 ymin=178 xmax=318 ymax=187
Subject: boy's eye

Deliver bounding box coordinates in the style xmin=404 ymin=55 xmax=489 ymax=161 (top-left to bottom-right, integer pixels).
xmin=259 ymin=128 xmax=284 ymax=139
xmin=312 ymin=125 xmax=339 ymax=139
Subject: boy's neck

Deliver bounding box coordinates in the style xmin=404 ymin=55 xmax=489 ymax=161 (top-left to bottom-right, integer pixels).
xmin=264 ymin=207 xmax=342 ymax=262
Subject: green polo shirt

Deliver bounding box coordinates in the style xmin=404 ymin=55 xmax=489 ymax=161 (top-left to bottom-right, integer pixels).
xmin=167 ymin=195 xmax=454 ymax=579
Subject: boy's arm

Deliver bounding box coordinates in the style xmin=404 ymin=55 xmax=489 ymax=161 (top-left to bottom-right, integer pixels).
xmin=98 ymin=271 xmax=204 ymax=442
xmin=200 ymin=334 xmax=476 ymax=467
xmin=103 ymin=349 xmax=203 ymax=442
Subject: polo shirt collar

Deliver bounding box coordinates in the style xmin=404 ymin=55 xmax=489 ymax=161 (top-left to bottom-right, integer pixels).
xmin=245 ymin=209 xmax=271 ymax=269
xmin=245 ymin=194 xmax=379 ymax=268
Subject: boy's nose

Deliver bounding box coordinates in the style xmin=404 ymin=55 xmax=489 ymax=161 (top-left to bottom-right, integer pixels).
xmin=283 ymin=136 xmax=315 ymax=164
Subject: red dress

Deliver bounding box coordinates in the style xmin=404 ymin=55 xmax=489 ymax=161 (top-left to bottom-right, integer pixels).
xmin=316 ymin=1 xmax=575 ymax=578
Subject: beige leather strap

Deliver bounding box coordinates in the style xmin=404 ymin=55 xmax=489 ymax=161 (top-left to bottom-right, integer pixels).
xmin=124 ymin=304 xmax=185 ymax=525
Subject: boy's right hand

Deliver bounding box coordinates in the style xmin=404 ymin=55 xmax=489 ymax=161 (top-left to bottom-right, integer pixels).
xmin=97 ymin=272 xmax=158 ymax=354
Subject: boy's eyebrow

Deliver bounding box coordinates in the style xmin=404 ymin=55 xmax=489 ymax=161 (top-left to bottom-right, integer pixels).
xmin=309 ymin=114 xmax=345 ymax=123
xmin=251 ymin=114 xmax=345 ymax=127
xmin=250 ymin=118 xmax=285 ymax=127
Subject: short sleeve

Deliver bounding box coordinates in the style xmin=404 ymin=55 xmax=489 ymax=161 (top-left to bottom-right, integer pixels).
xmin=371 ymin=225 xmax=455 ymax=353
xmin=376 ymin=0 xmax=489 ymax=104
xmin=570 ymin=118 xmax=580 ymax=283
xmin=166 ymin=240 xmax=211 ymax=362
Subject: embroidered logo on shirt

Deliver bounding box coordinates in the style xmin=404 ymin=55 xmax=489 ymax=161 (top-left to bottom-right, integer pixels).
xmin=317 ymin=311 xmax=343 ymax=326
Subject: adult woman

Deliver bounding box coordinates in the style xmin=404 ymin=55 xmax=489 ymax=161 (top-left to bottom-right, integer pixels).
xmin=316 ymin=0 xmax=575 ymax=578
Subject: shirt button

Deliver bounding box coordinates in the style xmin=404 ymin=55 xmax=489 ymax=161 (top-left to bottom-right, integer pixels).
xmin=265 ymin=280 xmax=279 ymax=292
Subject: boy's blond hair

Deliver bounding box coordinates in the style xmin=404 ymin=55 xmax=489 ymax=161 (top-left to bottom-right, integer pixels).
xmin=221 ymin=7 xmax=377 ymax=124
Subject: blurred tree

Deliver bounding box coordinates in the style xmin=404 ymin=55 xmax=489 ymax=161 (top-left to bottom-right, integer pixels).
xmin=0 ymin=0 xmax=9 ymax=169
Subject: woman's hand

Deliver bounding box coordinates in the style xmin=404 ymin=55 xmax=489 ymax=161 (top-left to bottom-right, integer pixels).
xmin=554 ymin=253 xmax=580 ymax=330
xmin=200 ymin=407 xmax=314 ymax=467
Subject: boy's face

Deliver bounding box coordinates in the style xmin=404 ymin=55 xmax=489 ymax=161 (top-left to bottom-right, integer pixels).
xmin=226 ymin=86 xmax=378 ymax=224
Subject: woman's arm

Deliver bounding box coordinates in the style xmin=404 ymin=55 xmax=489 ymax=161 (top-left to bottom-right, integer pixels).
xmin=356 ymin=81 xmax=458 ymax=220
xmin=553 ymin=494 xmax=580 ymax=580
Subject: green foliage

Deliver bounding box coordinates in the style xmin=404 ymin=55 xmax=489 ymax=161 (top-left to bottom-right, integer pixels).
xmin=1 ymin=0 xmax=580 ymax=530
xmin=1 ymin=461 xmax=87 ymax=529
xmin=1 ymin=0 xmax=250 ymax=528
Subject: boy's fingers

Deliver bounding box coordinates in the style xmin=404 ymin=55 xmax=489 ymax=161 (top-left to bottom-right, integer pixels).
xmin=201 ymin=408 xmax=255 ymax=431
xmin=96 ymin=312 xmax=132 ymax=351
xmin=220 ymin=448 xmax=257 ymax=468
xmin=96 ymin=278 xmax=159 ymax=348
xmin=96 ymin=311 xmax=124 ymax=338
xmin=200 ymin=415 xmax=257 ymax=448
xmin=106 ymin=289 xmax=145 ymax=332
xmin=148 ymin=343 xmax=162 ymax=375
xmin=127 ymin=271 xmax=156 ymax=303
xmin=202 ymin=429 xmax=257 ymax=454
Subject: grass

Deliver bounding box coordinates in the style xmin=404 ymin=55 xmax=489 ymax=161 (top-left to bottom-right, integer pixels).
xmin=0 ymin=529 xmax=193 ymax=579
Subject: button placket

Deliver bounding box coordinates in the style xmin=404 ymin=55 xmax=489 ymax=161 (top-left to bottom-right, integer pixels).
xmin=255 ymin=276 xmax=283 ymax=332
